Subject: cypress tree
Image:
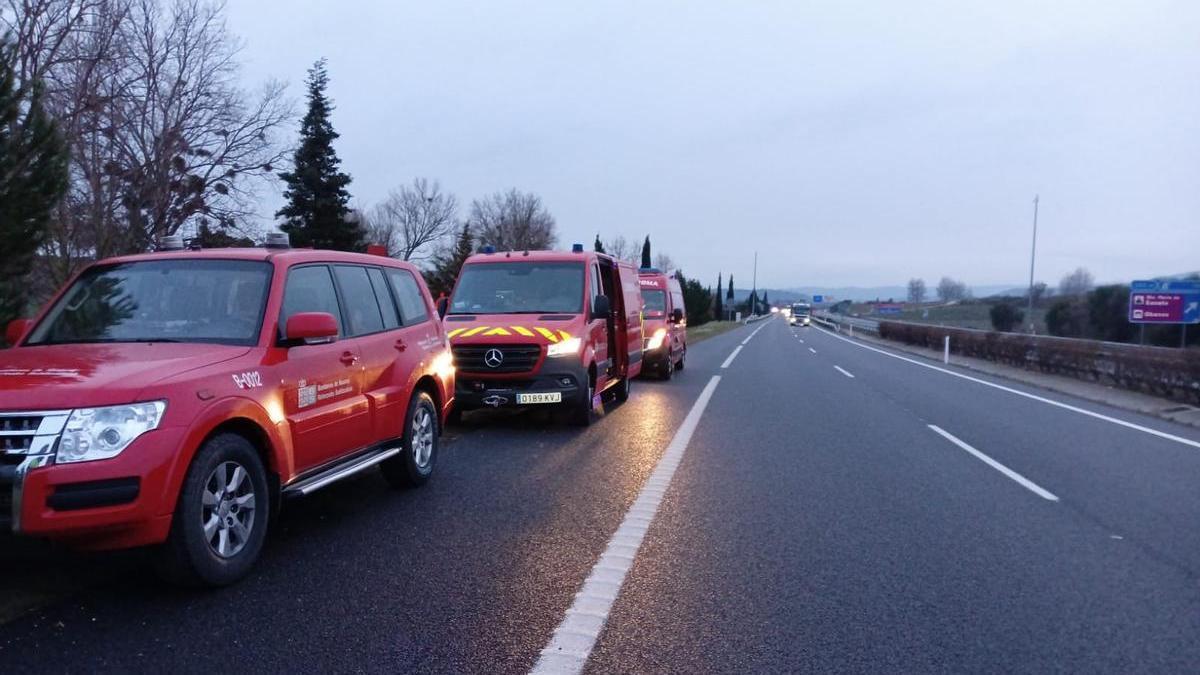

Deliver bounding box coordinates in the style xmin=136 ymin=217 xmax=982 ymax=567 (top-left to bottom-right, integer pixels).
xmin=761 ymin=291 xmax=769 ymax=314
xmin=715 ymin=273 xmax=724 ymax=320
xmin=277 ymin=59 xmax=361 ymax=251
xmin=727 ymin=275 xmax=735 ymax=300
xmin=0 ymin=41 xmax=68 ymax=331
xmin=641 ymin=236 xmax=652 ymax=268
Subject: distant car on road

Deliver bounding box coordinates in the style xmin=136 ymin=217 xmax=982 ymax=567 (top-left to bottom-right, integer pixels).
xmin=637 ymin=269 xmax=687 ymax=379
xmin=440 ymin=244 xmax=644 ymax=425
xmin=1 ymin=236 xmax=454 ymax=586
xmin=790 ymin=302 xmax=812 ymax=326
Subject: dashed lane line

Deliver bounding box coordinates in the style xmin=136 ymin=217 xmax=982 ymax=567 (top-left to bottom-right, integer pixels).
xmin=721 ymin=346 xmax=743 ymax=369
xmin=834 ymin=366 xmax=855 ymax=378
xmin=929 ymin=425 xmax=1059 ymax=501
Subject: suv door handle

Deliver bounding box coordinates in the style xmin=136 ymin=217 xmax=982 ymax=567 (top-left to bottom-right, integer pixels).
xmin=394 ymin=338 xmax=407 ymax=352
xmin=340 ymin=351 xmax=359 ymax=365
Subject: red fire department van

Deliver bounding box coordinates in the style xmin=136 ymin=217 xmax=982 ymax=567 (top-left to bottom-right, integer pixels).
xmin=0 ymin=235 xmax=454 ymax=586
xmin=637 ymin=269 xmax=687 ymax=378
xmin=439 ymin=244 xmax=644 ymax=425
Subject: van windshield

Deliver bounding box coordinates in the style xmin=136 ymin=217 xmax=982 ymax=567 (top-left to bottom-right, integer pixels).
xmin=26 ymin=259 xmax=272 ymax=346
xmin=641 ymin=289 xmax=666 ymax=317
xmin=449 ymin=262 xmax=585 ymax=315
xmin=792 ymin=304 xmax=811 ymax=316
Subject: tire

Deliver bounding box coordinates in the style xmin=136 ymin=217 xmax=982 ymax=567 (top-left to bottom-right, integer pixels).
xmin=156 ymin=433 xmax=270 ymax=587
xmin=661 ymin=356 xmax=674 ymax=381
xmin=569 ymin=375 xmax=598 ymax=427
xmin=381 ymin=391 xmax=439 ymax=488
xmin=615 ymin=374 xmax=632 ymax=403
xmin=675 ymin=349 xmax=686 ymax=371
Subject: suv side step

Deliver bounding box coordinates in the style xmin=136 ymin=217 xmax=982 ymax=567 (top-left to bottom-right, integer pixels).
xmin=283 ymin=445 xmax=401 ymax=497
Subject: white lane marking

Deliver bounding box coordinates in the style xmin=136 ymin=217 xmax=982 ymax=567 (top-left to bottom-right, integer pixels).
xmin=815 ymin=327 xmax=1200 ymax=451
xmin=808 ymin=347 xmax=817 ymax=354
xmin=797 ymin=338 xmax=805 ymax=343
xmin=720 ymin=345 xmax=743 ymax=369
xmin=531 ymin=376 xmax=723 ymax=675
xmin=928 ymin=425 xmax=1060 ymax=501
xmin=741 ymin=324 xmax=765 ymax=345
xmin=834 ymin=365 xmax=855 ymax=378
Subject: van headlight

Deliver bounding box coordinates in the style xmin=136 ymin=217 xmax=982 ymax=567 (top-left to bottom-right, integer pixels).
xmin=646 ymin=328 xmax=668 ymax=351
xmin=546 ymin=337 xmax=582 ymax=358
xmin=56 ymin=401 xmax=167 ymax=464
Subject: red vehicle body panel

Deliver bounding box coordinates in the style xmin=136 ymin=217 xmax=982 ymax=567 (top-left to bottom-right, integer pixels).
xmin=1 ymin=248 xmax=454 ymax=550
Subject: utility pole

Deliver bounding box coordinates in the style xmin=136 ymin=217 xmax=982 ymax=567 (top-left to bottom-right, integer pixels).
xmin=1026 ymin=195 xmax=1039 ymax=333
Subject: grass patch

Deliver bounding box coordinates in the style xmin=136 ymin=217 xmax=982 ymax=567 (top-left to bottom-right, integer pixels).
xmin=686 ymin=321 xmax=743 ymax=344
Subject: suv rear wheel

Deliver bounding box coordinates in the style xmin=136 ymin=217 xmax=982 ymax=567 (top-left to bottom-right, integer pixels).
xmin=156 ymin=433 xmax=270 ymax=587
xmin=381 ymin=391 xmax=438 ymax=488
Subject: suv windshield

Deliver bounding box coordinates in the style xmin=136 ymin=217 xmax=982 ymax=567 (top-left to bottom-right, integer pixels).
xmin=27 ymin=259 xmax=272 ymax=346
xmin=449 ymin=262 xmax=585 ymax=315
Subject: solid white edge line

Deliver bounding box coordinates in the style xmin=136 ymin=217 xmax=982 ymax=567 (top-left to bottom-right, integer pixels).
xmin=833 ymin=365 xmax=855 ymax=379
xmin=721 ymin=345 xmax=743 ymax=369
xmin=928 ymin=425 xmax=1060 ymax=501
xmin=531 ymin=376 xmax=723 ymax=675
xmin=815 ymin=327 xmax=1200 ymax=451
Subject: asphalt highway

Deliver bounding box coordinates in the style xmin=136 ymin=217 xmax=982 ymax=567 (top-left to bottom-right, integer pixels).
xmin=2 ymin=316 xmax=1199 ymax=673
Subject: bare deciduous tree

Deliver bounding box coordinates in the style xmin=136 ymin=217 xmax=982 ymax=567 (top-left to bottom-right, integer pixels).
xmin=653 ymin=252 xmax=674 ymax=272
xmin=468 ymin=188 xmax=556 ymax=251
xmin=907 ymin=278 xmax=926 ymax=304
xmin=366 ymin=178 xmax=458 ymax=260
xmin=602 ymin=235 xmax=636 ymax=262
xmin=1059 ymin=267 xmax=1094 ymax=296
xmin=3 ymin=0 xmax=292 ymax=289
xmin=936 ymin=276 xmax=968 ymax=302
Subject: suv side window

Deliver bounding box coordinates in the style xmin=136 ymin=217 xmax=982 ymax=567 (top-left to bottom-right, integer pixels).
xmin=334 ymin=265 xmax=385 ymax=336
xmin=281 ymin=265 xmax=343 ymax=336
xmin=367 ymin=267 xmax=400 ymax=330
xmin=387 ymin=269 xmax=430 ymax=326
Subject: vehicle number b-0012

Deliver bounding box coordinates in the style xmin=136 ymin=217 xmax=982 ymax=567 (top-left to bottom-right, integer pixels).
xmin=231 ymin=371 xmax=263 ymax=389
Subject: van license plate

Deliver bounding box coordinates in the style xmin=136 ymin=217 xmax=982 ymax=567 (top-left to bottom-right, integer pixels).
xmin=517 ymin=392 xmax=562 ymax=405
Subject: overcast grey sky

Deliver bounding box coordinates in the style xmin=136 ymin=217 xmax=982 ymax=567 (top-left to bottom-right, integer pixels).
xmin=228 ymin=0 xmax=1199 ymax=290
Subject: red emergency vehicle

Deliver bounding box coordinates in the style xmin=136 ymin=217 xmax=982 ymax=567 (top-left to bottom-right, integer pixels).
xmin=440 ymin=244 xmax=644 ymax=425
xmin=637 ymin=269 xmax=688 ymax=378
xmin=0 ymin=236 xmax=454 ymax=586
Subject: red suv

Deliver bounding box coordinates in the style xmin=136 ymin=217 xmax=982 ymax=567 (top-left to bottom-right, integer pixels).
xmin=0 ymin=239 xmax=454 ymax=586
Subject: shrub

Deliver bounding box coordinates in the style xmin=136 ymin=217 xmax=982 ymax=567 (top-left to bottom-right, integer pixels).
xmin=989 ymin=303 xmax=1024 ymax=332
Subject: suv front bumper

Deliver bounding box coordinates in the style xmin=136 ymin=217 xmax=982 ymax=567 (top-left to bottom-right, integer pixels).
xmin=3 ymin=421 xmax=185 ymax=550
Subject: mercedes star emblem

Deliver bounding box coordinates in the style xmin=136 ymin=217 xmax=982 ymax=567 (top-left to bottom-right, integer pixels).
xmin=484 ymin=348 xmax=504 ymax=368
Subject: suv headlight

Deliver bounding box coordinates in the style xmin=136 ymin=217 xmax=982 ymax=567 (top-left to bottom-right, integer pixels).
xmin=56 ymin=401 xmax=167 ymax=464
xmin=546 ymin=337 xmax=582 ymax=358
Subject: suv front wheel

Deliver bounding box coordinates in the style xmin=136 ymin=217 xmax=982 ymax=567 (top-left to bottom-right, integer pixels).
xmin=157 ymin=433 xmax=270 ymax=587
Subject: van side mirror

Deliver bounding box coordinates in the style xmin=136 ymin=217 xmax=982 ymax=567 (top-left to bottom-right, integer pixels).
xmin=436 ymin=296 xmax=449 ymax=319
xmin=592 ymin=295 xmax=611 ymax=319
xmin=5 ymin=319 xmax=31 ymax=346
xmin=285 ymin=312 xmax=339 ymax=345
